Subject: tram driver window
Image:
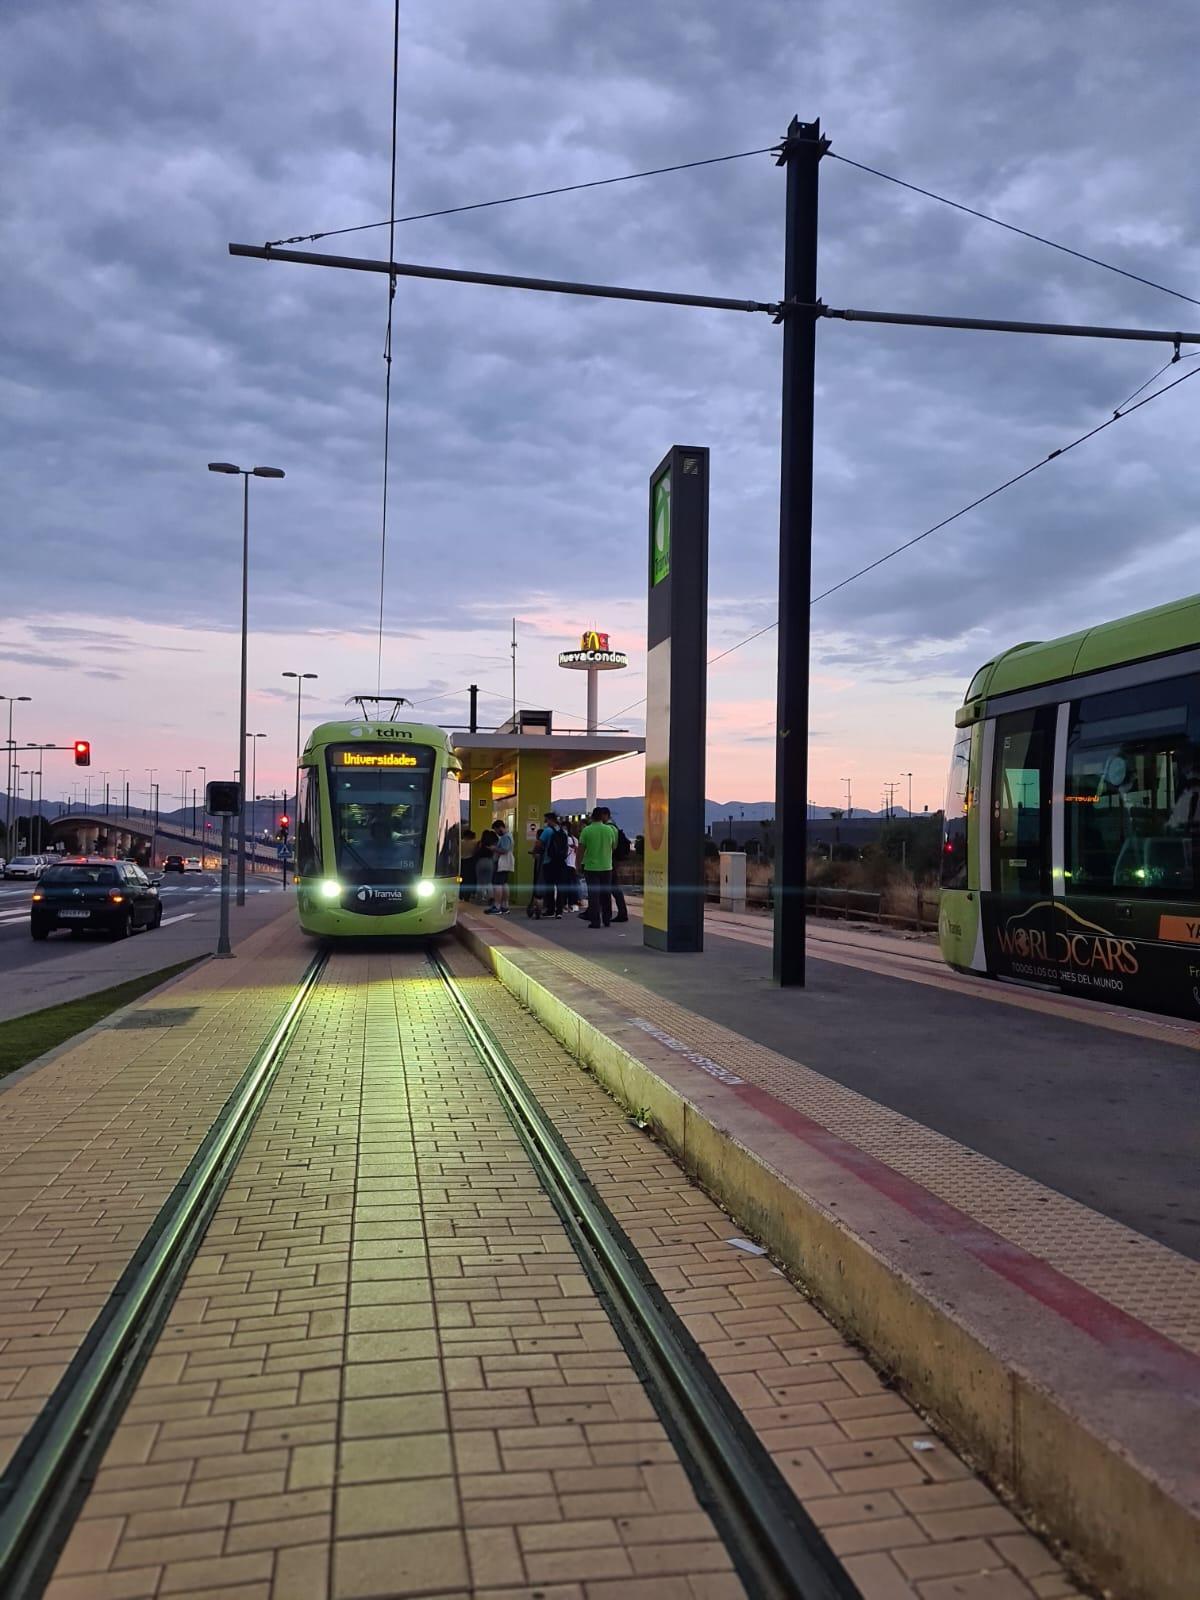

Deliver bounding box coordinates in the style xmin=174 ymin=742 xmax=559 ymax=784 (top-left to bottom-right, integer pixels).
xmin=1065 ymin=675 xmax=1200 ymax=898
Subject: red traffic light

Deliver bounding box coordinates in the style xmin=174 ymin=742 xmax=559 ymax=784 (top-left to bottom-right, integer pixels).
xmin=279 ymin=815 xmax=290 ymax=828
xmin=73 ymin=740 xmax=91 ymax=767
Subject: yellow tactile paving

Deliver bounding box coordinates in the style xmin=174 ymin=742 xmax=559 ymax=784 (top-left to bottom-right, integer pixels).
xmin=438 ymin=945 xmax=1082 ymax=1600
xmin=493 ymin=932 xmax=1200 ymax=1353
xmin=0 ymin=909 xmax=308 ymax=1473
xmin=48 ymin=951 xmax=747 ymax=1600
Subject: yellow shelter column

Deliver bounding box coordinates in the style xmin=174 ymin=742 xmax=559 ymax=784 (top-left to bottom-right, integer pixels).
xmin=468 ymin=775 xmax=494 ymax=845
xmin=512 ymin=750 xmax=551 ymax=908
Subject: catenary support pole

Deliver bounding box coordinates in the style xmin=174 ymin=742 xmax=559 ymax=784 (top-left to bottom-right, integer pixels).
xmin=773 ymin=117 xmax=825 ymax=987
xmin=468 ymin=684 xmax=478 ymax=733
xmin=236 ymin=474 xmax=250 ymax=906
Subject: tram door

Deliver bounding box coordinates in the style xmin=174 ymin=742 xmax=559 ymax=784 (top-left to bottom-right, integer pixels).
xmin=992 ymin=709 xmax=1053 ymax=895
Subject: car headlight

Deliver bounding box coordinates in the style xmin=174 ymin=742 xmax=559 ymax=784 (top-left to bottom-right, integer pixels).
xmin=318 ymin=880 xmax=341 ymax=900
xmin=416 ymin=879 xmax=435 ymax=899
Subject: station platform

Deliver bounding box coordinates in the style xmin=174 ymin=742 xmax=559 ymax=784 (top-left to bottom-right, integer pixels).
xmin=456 ymin=901 xmax=1200 ymax=1600
xmin=0 ymin=915 xmax=1098 ymax=1600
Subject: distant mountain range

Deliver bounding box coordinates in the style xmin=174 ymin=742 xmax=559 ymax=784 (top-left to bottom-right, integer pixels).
xmin=553 ymin=796 xmax=921 ymax=835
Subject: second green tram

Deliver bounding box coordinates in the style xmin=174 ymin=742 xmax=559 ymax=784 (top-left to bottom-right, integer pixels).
xmin=938 ymin=593 xmax=1200 ymax=1020
xmin=295 ymin=718 xmax=461 ymax=938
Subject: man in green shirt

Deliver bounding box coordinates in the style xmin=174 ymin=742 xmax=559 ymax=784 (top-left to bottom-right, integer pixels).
xmin=578 ymin=809 xmax=615 ymax=927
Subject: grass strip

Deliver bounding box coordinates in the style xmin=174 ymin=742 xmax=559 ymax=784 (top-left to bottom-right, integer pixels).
xmin=0 ymin=959 xmax=203 ymax=1081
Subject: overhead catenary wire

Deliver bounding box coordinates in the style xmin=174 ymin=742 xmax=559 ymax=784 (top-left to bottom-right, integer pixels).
xmin=375 ymin=0 xmax=401 ymax=694
xmin=264 ymin=146 xmax=778 ymax=248
xmin=826 ymin=151 xmax=1200 ymax=310
xmin=265 ymin=140 xmax=1196 ymax=319
xmin=604 ymin=354 xmax=1200 ymax=722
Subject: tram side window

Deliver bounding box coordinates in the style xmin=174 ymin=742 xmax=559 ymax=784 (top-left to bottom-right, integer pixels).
xmin=296 ymin=769 xmax=321 ymax=878
xmin=940 ymin=731 xmax=972 ymax=889
xmin=1065 ymin=674 xmax=1200 ymax=898
xmin=436 ymin=774 xmax=461 ymax=878
xmin=992 ymin=710 xmax=1052 ymax=896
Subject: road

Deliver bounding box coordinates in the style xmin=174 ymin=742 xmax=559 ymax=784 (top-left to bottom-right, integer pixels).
xmin=0 ymin=872 xmax=284 ymax=970
xmin=0 ymin=871 xmax=294 ymax=1024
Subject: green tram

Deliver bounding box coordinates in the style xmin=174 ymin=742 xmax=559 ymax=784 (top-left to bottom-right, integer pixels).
xmin=295 ymin=709 xmax=461 ymax=938
xmin=938 ymin=594 xmax=1200 ymax=1019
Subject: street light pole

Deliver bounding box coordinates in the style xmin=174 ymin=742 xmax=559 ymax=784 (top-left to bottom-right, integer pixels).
xmin=178 ymin=768 xmax=190 ymax=821
xmin=901 ymin=771 xmax=913 ymax=817
xmin=209 ymin=461 xmax=286 ymax=906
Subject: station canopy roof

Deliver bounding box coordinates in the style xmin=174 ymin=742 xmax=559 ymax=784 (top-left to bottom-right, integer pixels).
xmin=451 ymin=711 xmax=643 ymax=784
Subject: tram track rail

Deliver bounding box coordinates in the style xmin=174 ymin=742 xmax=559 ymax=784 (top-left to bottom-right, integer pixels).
xmin=0 ymin=940 xmax=861 ymax=1599
xmin=0 ymin=950 xmax=329 ymax=1599
xmin=430 ymin=945 xmax=859 ymax=1600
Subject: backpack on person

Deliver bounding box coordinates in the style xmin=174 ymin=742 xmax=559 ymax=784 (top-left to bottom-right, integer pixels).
xmin=612 ymin=827 xmax=631 ymax=863
xmin=546 ymin=827 xmax=570 ymax=866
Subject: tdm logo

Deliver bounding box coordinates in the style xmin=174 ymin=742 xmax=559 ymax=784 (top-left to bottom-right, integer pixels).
xmin=996 ymin=902 xmax=1139 ymax=976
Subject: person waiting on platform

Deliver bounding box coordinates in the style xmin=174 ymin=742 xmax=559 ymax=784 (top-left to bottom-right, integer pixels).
xmin=596 ymin=806 xmax=630 ymax=923
xmin=579 ymin=808 xmax=615 ymax=928
xmin=459 ymin=828 xmax=478 ymax=901
xmin=488 ymin=818 xmax=515 ymax=915
xmin=538 ymin=812 xmax=571 ymax=918
xmin=474 ymin=826 xmax=497 ymax=907
xmin=563 ymin=822 xmax=581 ymax=911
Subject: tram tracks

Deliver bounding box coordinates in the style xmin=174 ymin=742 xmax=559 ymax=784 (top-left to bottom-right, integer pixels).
xmin=0 ymin=951 xmax=329 ymax=1598
xmin=0 ymin=943 xmax=860 ymax=1600
xmin=430 ymin=947 xmax=857 ymax=1600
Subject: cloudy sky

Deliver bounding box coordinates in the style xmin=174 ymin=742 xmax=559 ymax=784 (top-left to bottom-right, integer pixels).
xmin=3 ymin=0 xmax=1198 ymax=817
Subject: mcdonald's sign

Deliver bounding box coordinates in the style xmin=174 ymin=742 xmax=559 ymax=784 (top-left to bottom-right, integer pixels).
xmin=558 ymin=631 xmax=628 ymax=671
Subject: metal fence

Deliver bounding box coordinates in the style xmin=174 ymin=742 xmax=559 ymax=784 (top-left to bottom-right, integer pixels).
xmin=701 ymin=879 xmax=940 ymax=933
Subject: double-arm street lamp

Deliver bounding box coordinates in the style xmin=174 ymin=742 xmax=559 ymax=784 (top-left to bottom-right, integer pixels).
xmin=209 ymin=461 xmax=286 ymax=904
xmin=282 ymin=671 xmax=318 ymax=828
xmin=2 ymin=695 xmax=31 ymax=858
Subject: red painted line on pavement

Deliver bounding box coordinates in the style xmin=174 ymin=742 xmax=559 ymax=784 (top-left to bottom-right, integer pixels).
xmin=733 ymin=1081 xmax=1200 ymax=1395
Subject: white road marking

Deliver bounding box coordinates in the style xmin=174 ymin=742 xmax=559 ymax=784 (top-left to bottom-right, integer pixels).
xmin=160 ymin=913 xmax=197 ymax=926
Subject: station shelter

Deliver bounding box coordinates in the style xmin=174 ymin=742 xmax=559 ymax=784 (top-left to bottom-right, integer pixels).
xmin=453 ymin=710 xmax=644 ymax=906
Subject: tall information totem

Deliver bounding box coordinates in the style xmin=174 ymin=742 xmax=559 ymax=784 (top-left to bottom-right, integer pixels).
xmin=644 ymin=445 xmax=709 ymax=952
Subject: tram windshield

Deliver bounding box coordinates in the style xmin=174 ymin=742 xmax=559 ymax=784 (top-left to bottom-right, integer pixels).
xmin=325 ymin=744 xmax=435 ymax=883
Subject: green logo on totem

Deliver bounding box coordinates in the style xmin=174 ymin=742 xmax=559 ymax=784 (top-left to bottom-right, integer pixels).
xmin=652 ymin=471 xmax=671 ymax=587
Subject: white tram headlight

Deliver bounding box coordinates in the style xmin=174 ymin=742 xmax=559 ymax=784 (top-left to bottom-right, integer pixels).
xmin=416 ymin=879 xmax=435 ymax=899
xmin=319 ymin=879 xmax=342 ymax=900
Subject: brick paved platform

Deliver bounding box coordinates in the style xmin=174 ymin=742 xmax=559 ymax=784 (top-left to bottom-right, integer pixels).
xmin=2 ymin=932 xmax=1080 ymax=1600
xmin=458 ymin=907 xmax=1200 ymax=1600
xmin=0 ymin=911 xmax=312 ymax=1472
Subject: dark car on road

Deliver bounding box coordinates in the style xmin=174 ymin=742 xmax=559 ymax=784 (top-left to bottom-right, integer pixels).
xmin=163 ymin=854 xmax=185 ymax=873
xmin=31 ymin=859 xmax=163 ymax=940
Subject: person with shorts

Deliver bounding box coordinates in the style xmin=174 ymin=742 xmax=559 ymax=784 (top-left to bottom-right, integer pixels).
xmin=474 ymin=827 xmax=497 ymax=908
xmin=489 ymin=818 xmax=515 ymax=914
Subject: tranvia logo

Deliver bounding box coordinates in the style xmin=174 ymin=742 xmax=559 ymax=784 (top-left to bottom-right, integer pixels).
xmin=350 ymin=727 xmax=364 ymax=738
xmin=355 ymin=886 xmax=372 ymax=902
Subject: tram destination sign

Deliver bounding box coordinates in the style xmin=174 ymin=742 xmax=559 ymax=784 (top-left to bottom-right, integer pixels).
xmin=335 ymin=750 xmax=421 ymax=768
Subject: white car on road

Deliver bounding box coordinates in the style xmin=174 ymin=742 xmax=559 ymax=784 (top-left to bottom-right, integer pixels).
xmin=4 ymin=856 xmax=45 ymax=880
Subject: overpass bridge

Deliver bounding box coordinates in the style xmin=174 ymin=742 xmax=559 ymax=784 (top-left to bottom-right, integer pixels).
xmin=44 ymin=811 xmax=285 ymax=872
